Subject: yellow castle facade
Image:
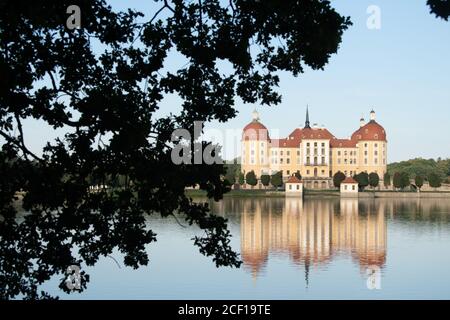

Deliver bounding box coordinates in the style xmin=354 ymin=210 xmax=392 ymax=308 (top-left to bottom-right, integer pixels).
xmin=241 ymin=108 xmax=387 ymax=189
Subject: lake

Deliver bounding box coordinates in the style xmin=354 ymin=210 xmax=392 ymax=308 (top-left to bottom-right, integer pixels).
xmin=40 ymin=197 xmax=450 ymax=299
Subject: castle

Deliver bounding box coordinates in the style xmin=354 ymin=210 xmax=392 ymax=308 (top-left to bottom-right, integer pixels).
xmin=241 ymin=108 xmax=387 ymax=189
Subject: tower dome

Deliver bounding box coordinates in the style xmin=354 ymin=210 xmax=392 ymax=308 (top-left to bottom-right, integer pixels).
xmin=242 ymin=111 xmax=270 ymax=141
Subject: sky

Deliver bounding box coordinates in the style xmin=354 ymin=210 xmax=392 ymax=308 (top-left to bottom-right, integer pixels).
xmin=18 ymin=0 xmax=450 ymax=163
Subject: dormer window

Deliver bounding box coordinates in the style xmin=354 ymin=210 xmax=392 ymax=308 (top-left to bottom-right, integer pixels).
xmin=374 ymin=134 xmax=378 ymax=139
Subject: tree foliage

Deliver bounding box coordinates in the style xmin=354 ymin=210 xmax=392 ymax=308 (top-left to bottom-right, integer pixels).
xmin=270 ymin=171 xmax=283 ymax=190
xmin=333 ymin=171 xmax=345 ymax=188
xmin=415 ymin=175 xmax=424 ymax=190
xmin=294 ymin=170 xmax=302 ymax=181
xmin=428 ymin=0 xmax=450 ymax=21
xmin=224 ymin=160 xmax=239 ymax=185
xmin=238 ymin=172 xmax=245 ymax=185
xmin=0 ymin=0 xmax=351 ymax=299
xmin=384 ymin=172 xmax=391 ymax=188
xmin=354 ymin=172 xmax=369 ymax=190
xmin=393 ymin=172 xmax=410 ymax=190
xmin=245 ymin=170 xmax=257 ymax=188
xmin=369 ymin=172 xmax=380 ymax=189
xmin=428 ymin=172 xmax=442 ymax=189
xmin=260 ymin=174 xmax=270 ymax=187
xmin=388 ymin=158 xmax=449 ymax=180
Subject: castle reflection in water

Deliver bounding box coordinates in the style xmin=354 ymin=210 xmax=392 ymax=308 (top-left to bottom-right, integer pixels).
xmin=213 ymin=198 xmax=389 ymax=280
xmin=209 ymin=197 xmax=450 ymax=282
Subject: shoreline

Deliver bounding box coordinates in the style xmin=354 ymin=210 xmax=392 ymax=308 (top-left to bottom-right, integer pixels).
xmin=185 ymin=189 xmax=450 ymax=199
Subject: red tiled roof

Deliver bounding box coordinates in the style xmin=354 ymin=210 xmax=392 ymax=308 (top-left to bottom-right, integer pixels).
xmin=300 ymin=127 xmax=335 ymax=140
xmin=351 ymin=120 xmax=387 ymax=141
xmin=270 ymin=138 xmax=299 ymax=148
xmin=242 ymin=121 xmax=270 ymax=141
xmin=342 ymin=177 xmax=358 ymax=184
xmin=269 ymin=127 xmax=335 ymax=148
xmin=330 ymin=138 xmax=357 ymax=148
xmin=287 ymin=175 xmax=302 ymax=183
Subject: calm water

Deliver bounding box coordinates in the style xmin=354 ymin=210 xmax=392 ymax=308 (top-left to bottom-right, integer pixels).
xmin=41 ymin=197 xmax=450 ymax=299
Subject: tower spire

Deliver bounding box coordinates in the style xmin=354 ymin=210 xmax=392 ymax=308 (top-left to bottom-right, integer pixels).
xmin=305 ymin=105 xmax=311 ymax=129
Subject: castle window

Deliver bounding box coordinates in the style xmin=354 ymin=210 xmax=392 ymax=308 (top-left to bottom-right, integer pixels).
xmin=321 ymin=148 xmax=325 ymax=154
xmin=296 ymin=185 xmax=300 ymax=190
xmin=287 ymin=170 xmax=290 ymax=175
xmin=307 ymin=143 xmax=310 ymax=147
xmin=297 ymin=150 xmax=300 ymax=156
xmin=287 ymin=158 xmax=290 ymax=164
xmin=314 ymin=142 xmax=318 ymax=147
xmin=337 ymin=151 xmax=341 ymax=156
xmin=280 ymin=151 xmax=283 ymax=156
xmin=321 ymin=157 xmax=325 ymax=165
xmin=287 ymin=151 xmax=290 ymax=156
xmin=322 ymin=143 xmax=325 ymax=147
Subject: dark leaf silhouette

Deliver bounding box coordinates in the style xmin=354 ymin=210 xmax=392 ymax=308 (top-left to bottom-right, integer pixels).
xmin=0 ymin=0 xmax=351 ymax=299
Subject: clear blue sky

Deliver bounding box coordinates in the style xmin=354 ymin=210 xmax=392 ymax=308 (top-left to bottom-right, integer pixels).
xmin=21 ymin=0 xmax=450 ymax=163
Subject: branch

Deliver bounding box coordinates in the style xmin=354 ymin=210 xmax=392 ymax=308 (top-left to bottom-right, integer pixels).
xmin=0 ymin=130 xmax=42 ymax=162
xmin=164 ymin=0 xmax=176 ymax=14
xmin=14 ymin=113 xmax=28 ymax=160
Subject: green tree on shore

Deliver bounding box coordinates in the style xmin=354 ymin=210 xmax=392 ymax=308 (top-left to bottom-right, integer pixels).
xmin=271 ymin=172 xmax=283 ymax=190
xmin=333 ymin=171 xmax=346 ymax=188
xmin=369 ymin=172 xmax=380 ymax=189
xmin=428 ymin=172 xmax=442 ymax=189
xmin=261 ymin=174 xmax=270 ymax=188
xmin=238 ymin=173 xmax=245 ymax=186
xmin=294 ymin=171 xmax=302 ymax=181
xmin=384 ymin=172 xmax=391 ymax=188
xmin=415 ymin=175 xmax=424 ymax=190
xmin=355 ymin=172 xmax=369 ymax=190
xmin=394 ymin=172 xmax=410 ymax=190
xmin=245 ymin=171 xmax=257 ymax=189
